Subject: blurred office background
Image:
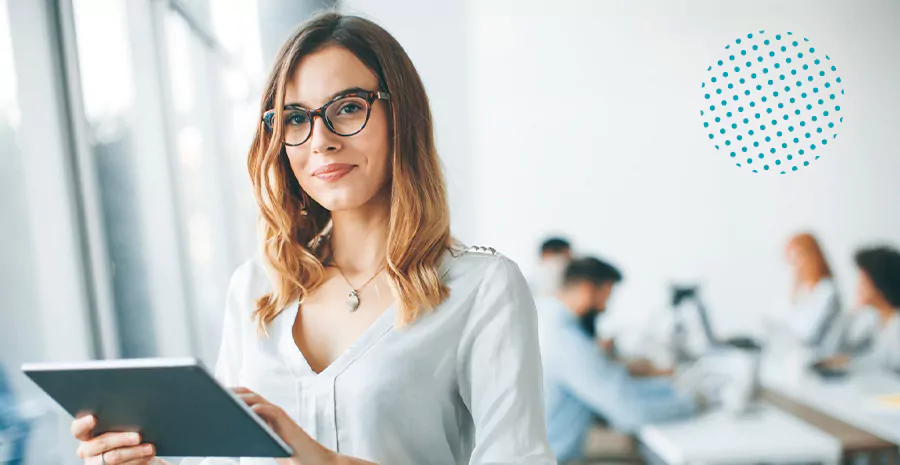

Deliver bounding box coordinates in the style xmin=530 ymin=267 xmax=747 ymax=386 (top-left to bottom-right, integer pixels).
xmin=1 ymin=0 xmax=899 ymax=464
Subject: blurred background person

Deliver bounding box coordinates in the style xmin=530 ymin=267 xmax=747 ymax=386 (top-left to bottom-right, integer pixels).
xmin=779 ymin=233 xmax=842 ymax=352
xmin=529 ymin=237 xmax=572 ymax=298
xmin=537 ymin=257 xmax=698 ymax=464
xmin=818 ymin=246 xmax=900 ymax=374
xmin=528 ymin=237 xmax=615 ymax=347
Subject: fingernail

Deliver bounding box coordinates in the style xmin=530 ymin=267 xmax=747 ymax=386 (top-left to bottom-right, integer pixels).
xmin=144 ymin=445 xmax=154 ymax=454
xmin=130 ymin=432 xmax=141 ymax=443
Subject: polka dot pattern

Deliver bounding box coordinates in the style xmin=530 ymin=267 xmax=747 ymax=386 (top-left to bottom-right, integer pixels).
xmin=701 ymin=31 xmax=845 ymax=174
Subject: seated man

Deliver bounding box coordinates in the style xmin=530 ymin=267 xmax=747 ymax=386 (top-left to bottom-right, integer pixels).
xmin=537 ymin=257 xmax=698 ymax=463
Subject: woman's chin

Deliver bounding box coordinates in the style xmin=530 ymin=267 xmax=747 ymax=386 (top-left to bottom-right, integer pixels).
xmin=314 ymin=197 xmax=364 ymax=214
xmin=309 ymin=187 xmax=389 ymax=215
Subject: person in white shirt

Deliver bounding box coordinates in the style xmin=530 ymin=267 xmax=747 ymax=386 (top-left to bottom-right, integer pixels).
xmin=69 ymin=13 xmax=555 ymax=465
xmin=820 ymin=246 xmax=900 ymax=374
xmin=830 ymin=307 xmax=900 ymax=372
xmin=529 ymin=237 xmax=572 ymax=298
xmin=780 ymin=233 xmax=841 ymax=351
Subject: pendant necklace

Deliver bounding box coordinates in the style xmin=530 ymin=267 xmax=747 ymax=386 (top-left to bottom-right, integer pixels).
xmin=334 ymin=263 xmax=385 ymax=312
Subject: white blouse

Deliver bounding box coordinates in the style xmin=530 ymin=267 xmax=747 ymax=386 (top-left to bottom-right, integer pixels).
xmin=783 ymin=279 xmax=840 ymax=347
xmin=849 ymin=311 xmax=900 ymax=374
xmin=187 ymin=244 xmax=556 ymax=465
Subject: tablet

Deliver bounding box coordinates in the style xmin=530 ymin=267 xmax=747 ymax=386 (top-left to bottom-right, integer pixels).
xmin=21 ymin=358 xmax=293 ymax=458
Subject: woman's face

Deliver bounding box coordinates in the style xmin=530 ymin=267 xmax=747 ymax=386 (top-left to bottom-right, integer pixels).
xmin=786 ymin=243 xmax=803 ymax=269
xmin=283 ymin=45 xmax=391 ymax=212
xmin=856 ymin=269 xmax=881 ymax=308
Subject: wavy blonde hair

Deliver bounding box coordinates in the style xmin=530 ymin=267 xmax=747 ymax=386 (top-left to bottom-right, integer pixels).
xmin=248 ymin=13 xmax=452 ymax=333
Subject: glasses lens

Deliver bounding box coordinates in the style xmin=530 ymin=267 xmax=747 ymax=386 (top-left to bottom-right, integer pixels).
xmin=325 ymin=96 xmax=369 ymax=136
xmin=283 ymin=109 xmax=311 ymax=145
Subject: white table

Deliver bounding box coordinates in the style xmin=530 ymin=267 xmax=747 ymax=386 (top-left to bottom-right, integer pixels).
xmin=638 ymin=405 xmax=841 ymax=465
xmin=760 ymin=324 xmax=900 ymax=446
xmin=764 ymin=370 xmax=900 ymax=445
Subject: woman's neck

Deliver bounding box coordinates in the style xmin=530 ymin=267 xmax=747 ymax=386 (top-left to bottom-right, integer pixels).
xmin=874 ymin=302 xmax=897 ymax=327
xmin=328 ymin=192 xmax=390 ymax=276
xmin=797 ymin=273 xmax=827 ymax=289
xmin=792 ymin=276 xmax=819 ymax=302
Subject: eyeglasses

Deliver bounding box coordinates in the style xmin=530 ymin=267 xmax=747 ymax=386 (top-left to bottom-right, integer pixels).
xmin=262 ymin=90 xmax=391 ymax=146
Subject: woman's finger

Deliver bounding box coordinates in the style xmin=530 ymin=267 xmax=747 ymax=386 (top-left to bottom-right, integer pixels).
xmin=71 ymin=414 xmax=96 ymax=441
xmin=232 ymin=387 xmax=271 ymax=408
xmin=116 ymin=460 xmax=155 ymax=465
xmin=96 ymin=443 xmax=155 ymax=465
xmin=77 ymin=432 xmax=142 ymax=459
xmin=251 ymin=403 xmax=291 ymax=431
xmin=119 ymin=457 xmax=169 ymax=465
xmin=236 ymin=392 xmax=268 ymax=407
xmin=251 ymin=403 xmax=311 ymax=455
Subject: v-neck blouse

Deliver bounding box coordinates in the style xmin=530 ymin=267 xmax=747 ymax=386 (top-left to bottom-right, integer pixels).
xmin=193 ymin=245 xmax=556 ymax=465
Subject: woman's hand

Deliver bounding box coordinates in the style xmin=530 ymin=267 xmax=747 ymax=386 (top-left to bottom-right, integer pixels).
xmin=70 ymin=414 xmax=170 ymax=465
xmin=626 ymin=358 xmax=674 ymax=378
xmin=233 ymin=387 xmax=333 ymax=465
xmin=816 ymin=354 xmax=850 ymax=370
xmin=232 ymin=387 xmax=375 ymax=465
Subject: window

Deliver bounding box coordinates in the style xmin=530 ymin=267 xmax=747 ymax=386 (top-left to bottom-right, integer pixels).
xmin=67 ymin=0 xmax=265 ymax=363
xmin=0 ymin=0 xmax=42 ymax=384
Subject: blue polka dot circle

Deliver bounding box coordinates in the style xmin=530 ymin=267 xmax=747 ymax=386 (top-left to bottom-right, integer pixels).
xmin=701 ymin=31 xmax=845 ymax=174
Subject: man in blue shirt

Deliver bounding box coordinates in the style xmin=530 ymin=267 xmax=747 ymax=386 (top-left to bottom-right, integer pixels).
xmin=537 ymin=257 xmax=697 ymax=463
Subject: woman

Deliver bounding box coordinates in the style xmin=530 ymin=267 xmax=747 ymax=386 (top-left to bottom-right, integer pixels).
xmin=819 ymin=246 xmax=900 ymax=373
xmin=781 ymin=233 xmax=841 ymax=350
xmin=70 ymin=13 xmax=555 ymax=465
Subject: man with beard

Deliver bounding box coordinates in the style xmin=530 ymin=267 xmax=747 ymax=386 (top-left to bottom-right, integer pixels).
xmin=536 ymin=257 xmax=697 ymax=464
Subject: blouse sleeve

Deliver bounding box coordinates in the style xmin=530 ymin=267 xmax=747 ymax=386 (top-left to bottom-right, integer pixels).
xmin=456 ymin=256 xmax=557 ymax=465
xmin=211 ymin=262 xmax=250 ymax=386
xmin=179 ymin=263 xmax=254 ymax=465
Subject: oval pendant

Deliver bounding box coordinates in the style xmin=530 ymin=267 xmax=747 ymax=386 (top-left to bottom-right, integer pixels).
xmin=347 ymin=290 xmax=360 ymax=312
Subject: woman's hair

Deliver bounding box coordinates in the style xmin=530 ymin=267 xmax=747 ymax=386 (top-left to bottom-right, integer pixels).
xmin=787 ymin=233 xmax=833 ymax=288
xmin=855 ymin=246 xmax=900 ymax=308
xmin=247 ymin=13 xmax=451 ymax=333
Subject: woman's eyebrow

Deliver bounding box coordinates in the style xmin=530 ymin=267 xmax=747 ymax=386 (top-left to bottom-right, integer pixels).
xmin=284 ymin=87 xmax=369 ymax=108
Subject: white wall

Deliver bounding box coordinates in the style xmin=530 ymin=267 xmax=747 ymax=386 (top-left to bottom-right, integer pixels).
xmin=342 ymin=0 xmax=900 ymax=348
xmin=466 ymin=0 xmax=900 ymax=343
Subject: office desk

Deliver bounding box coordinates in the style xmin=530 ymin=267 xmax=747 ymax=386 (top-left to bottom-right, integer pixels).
xmin=638 ymin=405 xmax=841 ymax=465
xmin=764 ymin=370 xmax=900 ymax=446
xmin=763 ymin=387 xmax=897 ymax=464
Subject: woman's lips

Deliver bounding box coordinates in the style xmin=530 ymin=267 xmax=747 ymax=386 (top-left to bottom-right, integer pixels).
xmin=312 ymin=163 xmax=355 ymax=182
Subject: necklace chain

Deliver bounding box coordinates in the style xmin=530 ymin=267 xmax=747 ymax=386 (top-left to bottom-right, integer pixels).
xmin=335 ymin=262 xmax=384 ymax=293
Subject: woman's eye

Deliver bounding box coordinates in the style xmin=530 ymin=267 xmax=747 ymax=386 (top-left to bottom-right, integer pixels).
xmin=337 ymin=102 xmax=363 ymax=115
xmin=286 ymin=112 xmax=309 ymax=125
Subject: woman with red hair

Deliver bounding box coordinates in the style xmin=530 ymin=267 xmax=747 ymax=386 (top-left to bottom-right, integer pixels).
xmin=781 ymin=233 xmax=841 ymax=350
